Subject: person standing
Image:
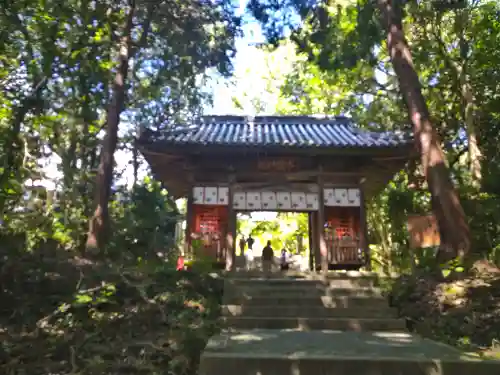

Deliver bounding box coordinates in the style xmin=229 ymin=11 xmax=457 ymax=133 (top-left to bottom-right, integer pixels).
xmin=261 ymin=240 xmax=274 ymax=276
xmin=280 ymin=248 xmax=289 ymax=271
xmin=238 ymin=235 xmax=248 ymax=270
xmin=246 ymin=245 xmax=254 ymax=270
xmin=239 ymin=236 xmax=246 ymax=256
xmin=247 ymin=235 xmax=255 ymax=251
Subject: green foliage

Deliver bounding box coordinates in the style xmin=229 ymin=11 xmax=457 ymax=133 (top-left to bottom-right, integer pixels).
xmin=245 ymin=0 xmax=500 ymax=352
xmin=240 ymin=212 xmax=309 ymax=254
xmin=389 ymin=271 xmax=500 ymax=352
xmin=110 ymin=179 xmax=179 ymax=262
xmin=0 ymin=0 xmax=239 ymax=369
xmin=190 ymin=256 xmax=220 ymax=274
xmin=0 ymin=179 xmax=179 ymax=259
xmin=0 ymin=0 xmax=241 ymax=225
xmin=248 ymin=0 xmax=500 ymax=268
xmin=2 ymin=0 xmax=500 ymax=367
xmin=0 ymin=244 xmax=223 ymax=374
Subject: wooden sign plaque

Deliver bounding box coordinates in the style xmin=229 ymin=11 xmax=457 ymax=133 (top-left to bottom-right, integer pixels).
xmin=407 ymin=214 xmax=441 ymax=249
xmin=257 ymin=158 xmax=297 ymax=172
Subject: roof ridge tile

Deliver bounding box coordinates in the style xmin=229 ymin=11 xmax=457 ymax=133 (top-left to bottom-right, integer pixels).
xmin=149 ymin=115 xmax=412 ymax=149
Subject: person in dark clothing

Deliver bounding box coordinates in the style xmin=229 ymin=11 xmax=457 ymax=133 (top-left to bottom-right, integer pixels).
xmin=261 ymin=240 xmax=274 ymax=275
xmin=239 ymin=236 xmax=246 ymax=255
xmin=247 ymin=235 xmax=255 ymax=250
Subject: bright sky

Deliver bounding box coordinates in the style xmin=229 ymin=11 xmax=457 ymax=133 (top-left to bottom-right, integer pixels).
xmin=206 ymin=0 xmax=270 ymax=115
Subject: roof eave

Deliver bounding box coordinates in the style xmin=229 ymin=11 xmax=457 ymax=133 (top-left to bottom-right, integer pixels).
xmin=137 ymin=139 xmax=414 ymax=157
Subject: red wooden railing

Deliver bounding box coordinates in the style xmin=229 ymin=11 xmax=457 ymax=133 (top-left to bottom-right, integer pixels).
xmin=329 ymin=238 xmax=361 ymax=264
xmin=190 ymin=205 xmax=228 ymax=262
xmin=325 ymin=207 xmax=363 ymax=265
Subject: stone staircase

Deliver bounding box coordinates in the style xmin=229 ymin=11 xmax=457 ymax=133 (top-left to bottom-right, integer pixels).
xmin=200 ymin=272 xmax=499 ymax=375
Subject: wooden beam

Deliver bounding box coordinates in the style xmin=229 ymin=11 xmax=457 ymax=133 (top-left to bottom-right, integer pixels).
xmin=145 ymin=148 xmax=409 ymax=202
xmin=359 ymin=183 xmax=370 ymax=270
xmin=189 ymin=154 xmax=316 ymax=173
xmin=152 ymin=159 xmax=369 ymax=175
xmin=226 ymin=175 xmax=236 ymax=271
xmin=192 ymin=172 xmax=361 ymax=186
xmin=317 ymin=172 xmax=328 ymax=274
xmin=145 ymin=152 xmax=374 ymax=176
xmin=311 ymin=211 xmax=320 ymax=271
xmin=184 ymin=179 xmax=194 ymax=257
xmin=233 ymin=182 xmax=319 ymax=192
xmin=140 ymin=148 xmax=185 ymax=162
xmin=373 ymin=155 xmax=410 ymax=161
xmin=158 ymin=167 xmax=392 ymax=201
xmin=308 ymin=213 xmax=314 ymax=271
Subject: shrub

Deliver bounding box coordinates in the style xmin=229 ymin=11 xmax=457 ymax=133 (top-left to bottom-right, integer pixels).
xmin=0 ymin=242 xmax=223 ymax=375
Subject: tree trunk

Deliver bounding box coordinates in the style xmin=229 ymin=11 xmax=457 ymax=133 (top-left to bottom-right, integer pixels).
xmin=378 ymin=0 xmax=470 ymax=260
xmin=86 ymin=1 xmax=136 ymax=251
xmin=461 ymin=77 xmax=482 ymax=184
xmin=132 ymin=138 xmax=139 ymax=186
xmin=0 ymin=77 xmax=47 ymax=215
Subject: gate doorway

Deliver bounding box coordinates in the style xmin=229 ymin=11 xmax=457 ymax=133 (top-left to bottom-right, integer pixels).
xmin=236 ymin=211 xmax=310 ymax=271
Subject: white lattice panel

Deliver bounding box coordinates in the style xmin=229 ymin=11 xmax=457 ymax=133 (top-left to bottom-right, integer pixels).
xmin=306 ymin=193 xmax=319 ymax=210
xmin=277 ymin=192 xmax=292 ymax=210
xmin=291 ymin=192 xmax=307 ymax=210
xmin=347 ymin=188 xmax=360 ymax=206
xmin=245 ymin=192 xmax=262 ymax=210
xmin=233 ymin=192 xmax=246 ymax=209
xmin=261 ymin=192 xmax=277 ymax=210
xmin=204 ymin=187 xmax=218 ymax=205
xmin=334 ymin=188 xmax=348 ymax=206
xmin=193 ymin=187 xmax=204 ymax=204
xmin=218 ymin=187 xmax=229 ymax=205
xmin=324 ymin=188 xmax=335 ymax=206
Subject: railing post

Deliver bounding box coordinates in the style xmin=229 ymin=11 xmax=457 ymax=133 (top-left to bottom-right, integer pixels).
xmin=184 ymin=184 xmax=194 ymax=258
xmin=359 ymin=184 xmax=370 ymax=270
xmin=317 ymin=173 xmax=328 ymax=275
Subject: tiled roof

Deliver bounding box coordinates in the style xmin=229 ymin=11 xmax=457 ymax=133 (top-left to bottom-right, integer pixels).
xmin=145 ymin=115 xmax=412 ymax=149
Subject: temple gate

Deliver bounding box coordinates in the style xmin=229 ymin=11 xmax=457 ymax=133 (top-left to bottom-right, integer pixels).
xmin=138 ymin=115 xmax=413 ymax=272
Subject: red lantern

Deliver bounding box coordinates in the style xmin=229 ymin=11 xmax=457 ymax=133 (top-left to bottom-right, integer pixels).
xmin=176 ymin=255 xmax=185 ymax=271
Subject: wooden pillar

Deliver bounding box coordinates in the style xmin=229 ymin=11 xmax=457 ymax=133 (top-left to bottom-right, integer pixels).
xmin=308 ymin=213 xmax=314 ymax=271
xmin=311 ymin=211 xmax=320 ymax=271
xmin=226 ymin=178 xmax=236 ymax=271
xmin=359 ymin=184 xmax=370 ymax=270
xmin=184 ymin=186 xmax=194 ymax=257
xmin=317 ymin=176 xmax=328 ymax=274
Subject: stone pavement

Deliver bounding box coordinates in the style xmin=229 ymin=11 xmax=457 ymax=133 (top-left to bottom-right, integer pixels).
xmin=199 ymin=271 xmax=500 ymax=375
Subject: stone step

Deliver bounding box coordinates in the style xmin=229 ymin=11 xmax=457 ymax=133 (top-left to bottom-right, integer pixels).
xmin=224 ymin=280 xmax=384 ymax=291
xmin=200 ymin=330 xmax=500 ymax=375
xmin=223 ymin=295 xmax=389 ymax=308
xmin=227 ymin=270 xmax=382 ymax=279
xmin=222 ymin=305 xmax=397 ymax=318
xmin=223 ymin=285 xmax=384 ymax=299
xmin=225 ymin=277 xmax=379 ymax=289
xmin=222 ymin=316 xmax=407 ymax=331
